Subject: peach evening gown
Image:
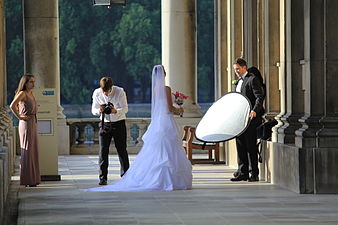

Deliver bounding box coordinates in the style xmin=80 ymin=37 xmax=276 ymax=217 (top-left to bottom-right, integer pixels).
xmin=18 ymin=95 xmax=40 ymax=186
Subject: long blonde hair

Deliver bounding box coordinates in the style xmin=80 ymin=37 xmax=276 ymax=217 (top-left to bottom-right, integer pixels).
xmin=15 ymin=74 xmax=35 ymax=96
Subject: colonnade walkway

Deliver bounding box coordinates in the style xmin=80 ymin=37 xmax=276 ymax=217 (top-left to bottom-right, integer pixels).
xmin=12 ymin=155 xmax=338 ymax=225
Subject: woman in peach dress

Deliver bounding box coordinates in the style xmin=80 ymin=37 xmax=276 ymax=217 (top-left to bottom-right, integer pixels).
xmin=10 ymin=74 xmax=40 ymax=187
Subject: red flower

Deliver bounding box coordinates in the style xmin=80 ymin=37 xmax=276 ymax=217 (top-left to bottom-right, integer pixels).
xmin=172 ymin=91 xmax=189 ymax=106
xmin=172 ymin=91 xmax=189 ymax=99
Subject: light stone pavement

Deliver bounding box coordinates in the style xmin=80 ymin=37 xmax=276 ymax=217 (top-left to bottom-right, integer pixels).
xmin=13 ymin=155 xmax=338 ymax=225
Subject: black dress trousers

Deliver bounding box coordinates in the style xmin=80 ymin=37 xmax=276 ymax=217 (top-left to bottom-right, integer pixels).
xmin=98 ymin=120 xmax=129 ymax=180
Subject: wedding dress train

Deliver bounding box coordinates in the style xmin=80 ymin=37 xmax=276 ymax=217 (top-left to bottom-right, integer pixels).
xmin=86 ymin=65 xmax=192 ymax=192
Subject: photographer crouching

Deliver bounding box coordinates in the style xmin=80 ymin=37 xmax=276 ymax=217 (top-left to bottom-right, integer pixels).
xmin=91 ymin=77 xmax=130 ymax=185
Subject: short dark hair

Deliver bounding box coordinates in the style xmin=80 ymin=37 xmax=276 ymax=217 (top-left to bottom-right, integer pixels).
xmin=100 ymin=77 xmax=113 ymax=92
xmin=234 ymin=58 xmax=247 ymax=67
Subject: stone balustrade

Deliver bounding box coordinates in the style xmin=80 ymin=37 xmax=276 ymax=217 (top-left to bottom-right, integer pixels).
xmin=0 ymin=107 xmax=16 ymax=224
xmin=67 ymin=118 xmax=151 ymax=155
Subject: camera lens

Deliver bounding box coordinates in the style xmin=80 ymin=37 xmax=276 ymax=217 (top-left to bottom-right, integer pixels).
xmin=103 ymin=106 xmax=112 ymax=114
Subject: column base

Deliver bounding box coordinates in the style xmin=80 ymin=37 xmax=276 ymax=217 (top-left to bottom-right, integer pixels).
xmin=181 ymin=102 xmax=202 ymax=118
xmin=57 ymin=104 xmax=70 ymax=155
xmin=57 ymin=117 xmax=70 ymax=155
xmin=313 ymin=148 xmax=338 ymax=194
xmin=277 ymin=112 xmax=303 ymax=144
xmin=295 ymin=115 xmax=322 ymax=148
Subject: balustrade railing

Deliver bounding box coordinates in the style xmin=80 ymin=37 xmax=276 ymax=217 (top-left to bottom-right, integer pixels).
xmin=67 ymin=118 xmax=151 ymax=154
xmin=0 ymin=107 xmax=16 ymax=224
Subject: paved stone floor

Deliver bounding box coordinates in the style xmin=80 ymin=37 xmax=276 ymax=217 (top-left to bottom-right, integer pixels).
xmin=12 ymin=155 xmax=338 ymax=225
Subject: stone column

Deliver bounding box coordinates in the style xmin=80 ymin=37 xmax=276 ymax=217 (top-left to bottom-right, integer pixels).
xmin=224 ymin=0 xmax=244 ymax=91
xmin=313 ymin=0 xmax=338 ymax=193
xmin=161 ymin=0 xmax=201 ymax=117
xmin=215 ymin=0 xmax=230 ymax=162
xmin=243 ymin=0 xmax=254 ymax=64
xmin=0 ymin=1 xmax=17 ymax=219
xmin=295 ymin=1 xmax=324 ymax=149
xmin=233 ymin=0 xmax=244 ymax=59
xmin=256 ymin=0 xmax=267 ymax=109
xmin=226 ymin=0 xmax=245 ymax=87
xmin=23 ymin=0 xmax=69 ymax=155
xmin=215 ymin=0 xmax=229 ymax=98
xmin=0 ymin=3 xmax=5 ymax=219
xmin=0 ymin=0 xmax=5 ymax=107
xmin=317 ymin=0 xmax=338 ymax=148
xmin=263 ymin=0 xmax=281 ymax=120
xmin=226 ymin=0 xmax=235 ymax=92
xmin=255 ymin=0 xmax=281 ymax=181
xmin=272 ymin=0 xmax=286 ymax=142
xmin=275 ymin=0 xmax=304 ymax=144
xmin=223 ymin=0 xmax=245 ymax=168
xmin=252 ymin=0 xmax=260 ymax=68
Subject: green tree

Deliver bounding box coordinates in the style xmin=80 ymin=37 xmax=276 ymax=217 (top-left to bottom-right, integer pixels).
xmin=197 ymin=0 xmax=215 ymax=102
xmin=5 ymin=0 xmax=24 ymax=103
xmin=58 ymin=0 xmax=161 ymax=104
xmin=59 ymin=0 xmax=107 ymax=104
xmin=111 ymin=3 xmax=161 ymax=102
xmin=5 ymin=0 xmax=214 ymax=105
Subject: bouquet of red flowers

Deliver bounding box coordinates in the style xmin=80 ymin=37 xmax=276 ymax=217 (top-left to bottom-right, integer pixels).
xmin=172 ymin=91 xmax=189 ymax=116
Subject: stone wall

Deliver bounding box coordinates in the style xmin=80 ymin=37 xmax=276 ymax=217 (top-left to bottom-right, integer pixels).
xmin=258 ymin=140 xmax=338 ymax=194
xmin=0 ymin=107 xmax=16 ymax=225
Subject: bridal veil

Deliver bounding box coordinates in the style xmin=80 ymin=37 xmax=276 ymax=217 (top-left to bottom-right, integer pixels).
xmin=86 ymin=65 xmax=192 ymax=192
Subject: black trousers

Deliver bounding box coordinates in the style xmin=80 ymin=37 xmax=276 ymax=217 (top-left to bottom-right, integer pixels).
xmin=235 ymin=117 xmax=261 ymax=176
xmin=99 ymin=120 xmax=129 ymax=180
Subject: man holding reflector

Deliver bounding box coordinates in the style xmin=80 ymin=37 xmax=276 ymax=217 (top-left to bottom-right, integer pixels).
xmin=231 ymin=58 xmax=265 ymax=182
xmin=195 ymin=58 xmax=265 ymax=182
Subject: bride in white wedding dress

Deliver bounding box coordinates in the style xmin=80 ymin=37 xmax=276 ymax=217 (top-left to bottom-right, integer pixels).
xmin=86 ymin=65 xmax=192 ymax=192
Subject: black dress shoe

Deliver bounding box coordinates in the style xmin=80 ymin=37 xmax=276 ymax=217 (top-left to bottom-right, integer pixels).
xmin=233 ymin=171 xmax=240 ymax=178
xmin=230 ymin=174 xmax=249 ymax=181
xmin=248 ymin=175 xmax=259 ymax=182
xmin=99 ymin=179 xmax=107 ymax=185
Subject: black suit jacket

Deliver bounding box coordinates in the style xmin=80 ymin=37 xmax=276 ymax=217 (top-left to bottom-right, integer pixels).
xmin=238 ymin=72 xmax=265 ymax=117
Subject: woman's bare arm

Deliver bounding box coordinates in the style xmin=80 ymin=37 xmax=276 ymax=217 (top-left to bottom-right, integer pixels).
xmin=10 ymin=91 xmax=29 ymax=120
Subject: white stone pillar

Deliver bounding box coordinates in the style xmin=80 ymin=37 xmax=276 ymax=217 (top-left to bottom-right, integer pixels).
xmin=23 ymin=0 xmax=69 ymax=155
xmin=272 ymin=0 xmax=286 ymax=142
xmin=161 ymin=0 xmax=201 ymax=117
xmin=265 ymin=0 xmax=281 ymax=120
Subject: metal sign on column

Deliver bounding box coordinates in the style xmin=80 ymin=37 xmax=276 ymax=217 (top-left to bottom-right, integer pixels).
xmin=34 ymin=88 xmax=61 ymax=181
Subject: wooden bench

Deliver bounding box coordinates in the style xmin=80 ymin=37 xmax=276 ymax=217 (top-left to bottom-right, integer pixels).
xmin=182 ymin=126 xmax=223 ymax=164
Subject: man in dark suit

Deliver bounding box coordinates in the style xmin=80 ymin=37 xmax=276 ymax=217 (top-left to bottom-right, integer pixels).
xmin=231 ymin=58 xmax=265 ymax=182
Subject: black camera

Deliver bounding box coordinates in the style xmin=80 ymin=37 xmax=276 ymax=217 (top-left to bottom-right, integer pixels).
xmin=103 ymin=102 xmax=114 ymax=114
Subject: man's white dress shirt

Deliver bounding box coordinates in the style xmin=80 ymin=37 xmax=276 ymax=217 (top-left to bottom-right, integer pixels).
xmin=235 ymin=72 xmax=248 ymax=93
xmin=91 ymin=86 xmax=128 ymax=122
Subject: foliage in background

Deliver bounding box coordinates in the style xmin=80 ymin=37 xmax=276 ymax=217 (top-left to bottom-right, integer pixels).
xmin=5 ymin=0 xmax=214 ymax=104
xmin=197 ymin=0 xmax=215 ymax=102
xmin=5 ymin=0 xmax=23 ymax=102
xmin=111 ymin=2 xmax=161 ymax=102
